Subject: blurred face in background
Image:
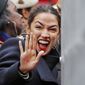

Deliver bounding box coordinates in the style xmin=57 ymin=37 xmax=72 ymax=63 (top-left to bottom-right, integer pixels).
xmin=30 ymin=12 xmax=60 ymax=55
xmin=7 ymin=0 xmax=23 ymax=35
xmin=18 ymin=8 xmax=31 ymax=33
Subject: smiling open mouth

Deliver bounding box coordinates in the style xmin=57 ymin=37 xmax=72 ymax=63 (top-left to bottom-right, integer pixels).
xmin=37 ymin=39 xmax=50 ymax=51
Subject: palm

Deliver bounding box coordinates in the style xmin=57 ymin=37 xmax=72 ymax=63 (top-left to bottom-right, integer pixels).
xmin=19 ymin=33 xmax=44 ymax=73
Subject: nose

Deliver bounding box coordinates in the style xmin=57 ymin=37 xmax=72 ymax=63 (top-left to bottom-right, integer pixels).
xmin=17 ymin=13 xmax=23 ymax=18
xmin=15 ymin=11 xmax=23 ymax=19
xmin=41 ymin=30 xmax=50 ymax=38
xmin=16 ymin=13 xmax=23 ymax=22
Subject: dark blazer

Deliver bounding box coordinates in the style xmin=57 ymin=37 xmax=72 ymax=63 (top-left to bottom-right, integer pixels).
xmin=0 ymin=38 xmax=61 ymax=85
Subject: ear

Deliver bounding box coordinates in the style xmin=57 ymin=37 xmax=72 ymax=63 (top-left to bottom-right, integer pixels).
xmin=57 ymin=27 xmax=61 ymax=40
xmin=56 ymin=27 xmax=61 ymax=48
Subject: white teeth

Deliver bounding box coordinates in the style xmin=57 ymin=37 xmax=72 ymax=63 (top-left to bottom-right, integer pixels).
xmin=38 ymin=40 xmax=49 ymax=44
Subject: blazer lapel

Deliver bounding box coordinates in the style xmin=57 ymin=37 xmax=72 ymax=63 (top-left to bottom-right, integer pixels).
xmin=37 ymin=58 xmax=58 ymax=84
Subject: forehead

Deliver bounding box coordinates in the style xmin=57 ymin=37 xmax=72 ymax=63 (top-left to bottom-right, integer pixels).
xmin=33 ymin=12 xmax=58 ymax=24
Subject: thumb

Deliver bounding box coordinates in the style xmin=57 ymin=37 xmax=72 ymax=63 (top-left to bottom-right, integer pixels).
xmin=36 ymin=51 xmax=44 ymax=61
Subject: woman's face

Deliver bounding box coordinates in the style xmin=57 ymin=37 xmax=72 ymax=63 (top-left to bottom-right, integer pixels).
xmin=30 ymin=13 xmax=60 ymax=55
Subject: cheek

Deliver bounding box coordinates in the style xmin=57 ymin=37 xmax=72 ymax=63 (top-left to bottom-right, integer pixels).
xmin=51 ymin=34 xmax=59 ymax=45
xmin=31 ymin=28 xmax=41 ymax=36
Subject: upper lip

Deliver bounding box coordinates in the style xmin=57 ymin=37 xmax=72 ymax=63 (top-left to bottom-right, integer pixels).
xmin=38 ymin=39 xmax=50 ymax=45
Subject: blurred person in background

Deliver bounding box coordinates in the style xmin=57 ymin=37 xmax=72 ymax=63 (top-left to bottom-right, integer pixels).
xmin=39 ymin=0 xmax=58 ymax=5
xmin=10 ymin=0 xmax=38 ymax=34
xmin=53 ymin=0 xmax=61 ymax=15
xmin=38 ymin=0 xmax=61 ymax=15
xmin=0 ymin=0 xmax=23 ymax=46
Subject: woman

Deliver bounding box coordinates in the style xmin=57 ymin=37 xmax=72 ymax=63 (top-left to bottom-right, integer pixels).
xmin=0 ymin=4 xmax=61 ymax=85
xmin=0 ymin=0 xmax=23 ymax=46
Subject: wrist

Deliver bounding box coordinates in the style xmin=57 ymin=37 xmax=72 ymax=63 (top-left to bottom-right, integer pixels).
xmin=18 ymin=67 xmax=30 ymax=79
xmin=18 ymin=70 xmax=30 ymax=79
xmin=19 ymin=66 xmax=28 ymax=74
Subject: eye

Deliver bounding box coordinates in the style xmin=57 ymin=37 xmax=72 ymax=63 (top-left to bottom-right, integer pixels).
xmin=49 ymin=28 xmax=57 ymax=32
xmin=35 ymin=25 xmax=43 ymax=29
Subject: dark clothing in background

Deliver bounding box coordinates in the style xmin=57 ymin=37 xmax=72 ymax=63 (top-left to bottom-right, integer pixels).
xmin=0 ymin=32 xmax=11 ymax=42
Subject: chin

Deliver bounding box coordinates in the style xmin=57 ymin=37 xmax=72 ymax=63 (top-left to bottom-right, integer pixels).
xmin=37 ymin=50 xmax=49 ymax=56
xmin=37 ymin=47 xmax=51 ymax=56
xmin=36 ymin=42 xmax=52 ymax=56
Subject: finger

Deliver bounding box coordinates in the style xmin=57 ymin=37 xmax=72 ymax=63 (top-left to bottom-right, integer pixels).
xmin=19 ymin=40 xmax=23 ymax=54
xmin=36 ymin=51 xmax=44 ymax=61
xmin=25 ymin=35 xmax=29 ymax=51
xmin=29 ymin=32 xmax=33 ymax=49
xmin=26 ymin=26 xmax=30 ymax=34
xmin=33 ymin=34 xmax=37 ymax=50
xmin=31 ymin=50 xmax=36 ymax=56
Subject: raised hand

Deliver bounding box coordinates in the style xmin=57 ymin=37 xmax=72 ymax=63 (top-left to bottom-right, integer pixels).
xmin=19 ymin=33 xmax=44 ymax=73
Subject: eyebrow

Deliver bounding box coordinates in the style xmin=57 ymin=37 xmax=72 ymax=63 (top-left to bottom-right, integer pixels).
xmin=35 ymin=21 xmax=44 ymax=26
xmin=49 ymin=25 xmax=59 ymax=28
xmin=35 ymin=21 xmax=59 ymax=28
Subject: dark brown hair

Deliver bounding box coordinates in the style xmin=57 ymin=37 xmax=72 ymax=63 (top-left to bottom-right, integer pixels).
xmin=28 ymin=4 xmax=61 ymax=29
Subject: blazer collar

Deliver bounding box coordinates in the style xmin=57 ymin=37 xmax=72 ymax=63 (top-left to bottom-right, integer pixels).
xmin=37 ymin=57 xmax=58 ymax=84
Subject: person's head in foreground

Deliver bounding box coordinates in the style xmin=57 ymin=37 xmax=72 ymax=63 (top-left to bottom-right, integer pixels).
xmin=28 ymin=4 xmax=60 ymax=55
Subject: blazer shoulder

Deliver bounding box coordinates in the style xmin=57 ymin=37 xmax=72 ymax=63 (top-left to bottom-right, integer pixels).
xmin=0 ymin=37 xmax=24 ymax=51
